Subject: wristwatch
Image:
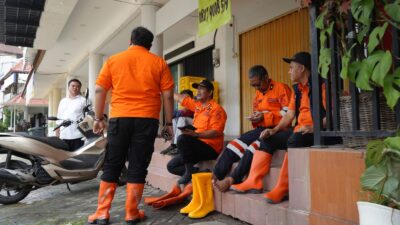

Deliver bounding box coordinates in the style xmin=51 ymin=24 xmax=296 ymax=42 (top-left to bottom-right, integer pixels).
xmin=94 ymin=117 xmax=104 ymax=122
xmin=165 ymin=122 xmax=173 ymax=126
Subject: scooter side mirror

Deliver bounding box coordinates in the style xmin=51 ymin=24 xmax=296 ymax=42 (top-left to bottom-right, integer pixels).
xmin=47 ymin=116 xmax=59 ymax=121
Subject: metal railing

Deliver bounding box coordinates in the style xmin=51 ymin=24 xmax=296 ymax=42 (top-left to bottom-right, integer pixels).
xmin=308 ymin=4 xmax=400 ymax=146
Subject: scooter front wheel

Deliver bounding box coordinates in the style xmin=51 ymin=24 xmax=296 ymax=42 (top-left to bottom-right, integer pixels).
xmin=0 ymin=160 xmax=33 ymax=205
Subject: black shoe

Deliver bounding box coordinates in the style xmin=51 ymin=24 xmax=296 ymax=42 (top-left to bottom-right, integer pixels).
xmin=126 ymin=219 xmax=140 ymax=225
xmin=178 ymin=172 xmax=191 ymax=185
xmin=88 ymin=219 xmax=110 ymax=225
xmin=178 ymin=164 xmax=198 ymax=185
xmin=166 ymin=147 xmax=179 ymax=156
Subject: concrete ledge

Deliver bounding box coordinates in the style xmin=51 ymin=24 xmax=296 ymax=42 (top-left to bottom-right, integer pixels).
xmin=147 ymin=138 xmax=295 ymax=225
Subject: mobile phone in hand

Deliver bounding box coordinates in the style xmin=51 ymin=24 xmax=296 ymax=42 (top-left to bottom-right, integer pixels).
xmin=178 ymin=125 xmax=197 ymax=131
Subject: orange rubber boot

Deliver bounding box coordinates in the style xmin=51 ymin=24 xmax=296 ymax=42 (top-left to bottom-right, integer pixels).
xmin=152 ymin=184 xmax=193 ymax=209
xmin=125 ymin=183 xmax=146 ymax=225
xmin=88 ymin=181 xmax=117 ymax=225
xmin=264 ymin=152 xmax=289 ymax=204
xmin=144 ymin=184 xmax=181 ymax=205
xmin=231 ymin=150 xmax=272 ymax=193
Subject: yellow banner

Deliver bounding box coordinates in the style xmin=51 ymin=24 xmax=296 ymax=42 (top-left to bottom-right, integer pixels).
xmin=198 ymin=0 xmax=231 ymax=36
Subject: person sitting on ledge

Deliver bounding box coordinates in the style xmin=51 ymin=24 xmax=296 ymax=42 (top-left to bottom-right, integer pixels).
xmin=168 ymin=79 xmax=227 ymax=185
xmin=213 ymin=65 xmax=292 ymax=192
xmin=238 ymin=51 xmax=341 ymax=204
xmin=160 ymin=89 xmax=194 ymax=156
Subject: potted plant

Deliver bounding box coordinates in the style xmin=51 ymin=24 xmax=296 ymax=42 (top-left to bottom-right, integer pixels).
xmin=303 ymin=0 xmax=400 ymax=109
xmin=359 ymin=136 xmax=400 ymax=225
xmin=301 ymin=0 xmax=400 ymax=223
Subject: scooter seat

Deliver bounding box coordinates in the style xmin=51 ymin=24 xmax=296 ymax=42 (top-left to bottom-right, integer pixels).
xmin=60 ymin=154 xmax=102 ymax=170
xmin=24 ymin=135 xmax=70 ymax=151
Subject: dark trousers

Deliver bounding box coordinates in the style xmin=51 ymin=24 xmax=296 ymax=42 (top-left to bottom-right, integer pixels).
xmin=213 ymin=127 xmax=265 ymax=183
xmin=259 ymin=130 xmax=293 ymax=154
xmin=167 ymin=134 xmax=218 ymax=176
xmin=101 ymin=118 xmax=159 ymax=184
xmin=262 ymin=131 xmax=342 ymax=152
xmin=63 ymin=138 xmax=84 ymax=151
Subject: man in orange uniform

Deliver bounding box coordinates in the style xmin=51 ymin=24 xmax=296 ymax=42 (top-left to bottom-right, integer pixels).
xmin=258 ymin=51 xmax=340 ymax=204
xmin=213 ymin=65 xmax=292 ymax=192
xmin=172 ymin=79 xmax=227 ymax=185
xmin=88 ymin=26 xmax=174 ymax=225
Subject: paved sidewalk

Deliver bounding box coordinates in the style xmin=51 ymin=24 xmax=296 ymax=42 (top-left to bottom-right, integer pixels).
xmin=0 ymin=178 xmax=248 ymax=225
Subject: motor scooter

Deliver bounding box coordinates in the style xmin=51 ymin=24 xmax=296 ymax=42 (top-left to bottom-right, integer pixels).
xmin=0 ymin=91 xmax=125 ymax=205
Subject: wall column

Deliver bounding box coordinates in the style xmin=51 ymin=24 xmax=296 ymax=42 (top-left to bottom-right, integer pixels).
xmin=47 ymin=91 xmax=53 ymax=135
xmin=140 ymin=4 xmax=162 ymax=56
xmin=89 ymin=54 xmax=103 ymax=107
xmin=52 ymin=88 xmax=61 ymax=117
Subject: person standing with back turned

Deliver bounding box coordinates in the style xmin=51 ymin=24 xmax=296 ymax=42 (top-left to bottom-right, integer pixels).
xmin=88 ymin=26 xmax=174 ymax=225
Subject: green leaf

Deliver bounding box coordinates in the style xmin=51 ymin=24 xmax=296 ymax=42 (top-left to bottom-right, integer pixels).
xmin=340 ymin=44 xmax=357 ymax=80
xmin=371 ymin=50 xmax=392 ymax=87
xmin=351 ymin=0 xmax=374 ymax=25
xmin=384 ymin=2 xmax=400 ymax=23
xmin=315 ymin=11 xmax=327 ymax=29
xmin=393 ymin=68 xmax=400 ymax=92
xmin=320 ymin=31 xmax=328 ymax=47
xmin=386 ymin=152 xmax=400 ymax=177
xmin=366 ymin=140 xmax=386 ymax=167
xmin=340 ymin=54 xmax=351 ymax=80
xmin=319 ymin=48 xmax=331 ymax=79
xmin=384 ymin=137 xmax=400 ymax=150
xmin=348 ymin=61 xmax=362 ymax=83
xmin=361 ymin=164 xmax=387 ymax=191
xmin=319 ymin=22 xmax=334 ymax=47
xmin=357 ymin=24 xmax=370 ymax=43
xmin=384 ymin=74 xmax=400 ymax=109
xmin=382 ymin=176 xmax=399 ymax=197
xmin=355 ymin=51 xmax=386 ymax=90
xmin=368 ymin=23 xmax=389 ymax=54
xmin=356 ymin=59 xmax=374 ymax=90
xmin=326 ymin=21 xmax=334 ymax=35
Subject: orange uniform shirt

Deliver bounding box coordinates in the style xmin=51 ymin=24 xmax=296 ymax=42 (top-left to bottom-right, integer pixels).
xmin=252 ymin=80 xmax=292 ymax=128
xmin=288 ymin=83 xmax=326 ymax=132
xmin=96 ymin=46 xmax=174 ymax=119
xmin=181 ymin=97 xmax=227 ymax=153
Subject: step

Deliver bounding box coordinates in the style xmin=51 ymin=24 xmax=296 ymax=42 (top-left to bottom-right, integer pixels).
xmin=154 ymin=138 xmax=171 ymax=153
xmin=149 ymin=150 xmax=174 ymax=168
xmin=214 ymin=188 xmax=291 ymax=225
xmin=146 ymin=166 xmax=179 ymax=191
xmin=147 ymin=139 xmax=311 ymax=225
xmin=148 ymin=139 xmax=286 ymax=192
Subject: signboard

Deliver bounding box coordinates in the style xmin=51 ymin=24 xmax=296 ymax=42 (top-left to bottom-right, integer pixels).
xmin=198 ymin=0 xmax=231 ymax=36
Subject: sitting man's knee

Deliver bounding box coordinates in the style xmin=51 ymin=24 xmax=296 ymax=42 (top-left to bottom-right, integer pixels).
xmin=177 ymin=134 xmax=193 ymax=145
xmin=166 ymin=160 xmax=175 ymax=173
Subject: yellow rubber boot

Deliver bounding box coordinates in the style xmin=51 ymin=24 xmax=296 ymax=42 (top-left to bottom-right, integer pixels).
xmin=188 ymin=172 xmax=215 ymax=219
xmin=180 ymin=174 xmax=200 ymax=214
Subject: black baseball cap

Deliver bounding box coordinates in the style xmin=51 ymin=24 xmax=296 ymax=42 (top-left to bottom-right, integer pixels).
xmin=283 ymin=51 xmax=311 ymax=71
xmin=192 ymin=79 xmax=214 ymax=91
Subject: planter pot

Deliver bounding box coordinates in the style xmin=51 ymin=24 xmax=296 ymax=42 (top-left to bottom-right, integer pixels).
xmin=358 ymin=201 xmax=400 ymax=225
xmin=340 ymin=93 xmax=396 ymax=148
